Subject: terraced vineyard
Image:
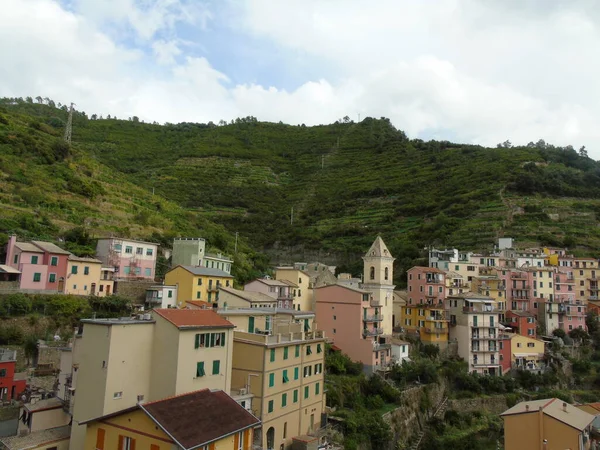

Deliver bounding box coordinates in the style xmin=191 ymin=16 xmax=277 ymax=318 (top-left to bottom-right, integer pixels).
xmin=2 ymin=98 xmax=600 ymax=284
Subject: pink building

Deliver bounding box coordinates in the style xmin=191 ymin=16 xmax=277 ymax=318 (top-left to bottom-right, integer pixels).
xmin=504 ymin=310 xmax=537 ymax=338
xmin=95 ymin=238 xmax=158 ymax=280
xmin=5 ymin=236 xmax=69 ymax=292
xmin=499 ymin=333 xmax=511 ymax=375
xmin=244 ymin=278 xmax=294 ymax=309
xmin=314 ymin=284 xmax=390 ymax=374
xmin=406 ymin=266 xmax=446 ymax=307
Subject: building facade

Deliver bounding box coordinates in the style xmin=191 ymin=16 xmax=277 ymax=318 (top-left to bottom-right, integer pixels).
xmin=95 ymin=238 xmax=158 ymax=280
xmin=164 ymin=266 xmax=234 ymax=306
xmin=244 ymin=278 xmax=295 ymax=309
xmin=275 ymin=268 xmax=313 ymax=311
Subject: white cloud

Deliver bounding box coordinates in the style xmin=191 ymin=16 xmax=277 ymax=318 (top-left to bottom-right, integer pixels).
xmin=2 ymin=0 xmax=600 ymax=157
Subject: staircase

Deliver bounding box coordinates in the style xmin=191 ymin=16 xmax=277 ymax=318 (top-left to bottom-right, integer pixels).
xmin=409 ymin=396 xmax=448 ymax=450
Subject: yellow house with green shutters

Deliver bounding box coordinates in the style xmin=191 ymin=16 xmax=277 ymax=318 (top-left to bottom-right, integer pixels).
xmin=82 ymin=389 xmax=260 ymax=450
xmin=164 ymin=265 xmax=234 ymax=307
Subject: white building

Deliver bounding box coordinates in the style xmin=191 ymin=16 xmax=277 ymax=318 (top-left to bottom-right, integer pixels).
xmin=145 ymin=285 xmax=178 ymax=309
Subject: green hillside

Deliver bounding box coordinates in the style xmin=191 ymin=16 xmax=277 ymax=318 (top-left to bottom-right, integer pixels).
xmin=0 ymin=100 xmax=269 ymax=282
xmin=2 ymin=97 xmax=600 ymax=282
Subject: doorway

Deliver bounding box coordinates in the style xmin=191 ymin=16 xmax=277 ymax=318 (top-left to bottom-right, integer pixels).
xmin=266 ymin=427 xmax=275 ymax=450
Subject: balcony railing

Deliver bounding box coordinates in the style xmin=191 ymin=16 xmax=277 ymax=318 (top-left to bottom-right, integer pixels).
xmin=472 ymin=360 xmax=499 ymax=367
xmin=471 ymin=333 xmax=497 ymax=340
xmin=423 ymin=328 xmax=447 ymax=334
xmin=363 ymin=315 xmax=384 ymax=322
xmin=373 ymin=343 xmax=392 ymax=351
xmin=426 ymin=314 xmax=447 ymax=321
xmin=472 ymin=346 xmax=498 ymax=352
xmin=463 ymin=306 xmax=502 ymax=313
xmin=417 ymin=302 xmax=445 ymax=309
xmin=363 ymin=328 xmax=384 ymax=337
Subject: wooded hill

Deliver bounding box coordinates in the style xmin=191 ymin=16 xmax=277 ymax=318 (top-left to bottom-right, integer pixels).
xmin=2 ymin=97 xmax=600 ymax=281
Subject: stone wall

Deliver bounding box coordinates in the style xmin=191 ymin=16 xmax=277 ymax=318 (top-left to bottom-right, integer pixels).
xmin=114 ymin=279 xmax=156 ymax=304
xmin=447 ymin=395 xmax=508 ymax=415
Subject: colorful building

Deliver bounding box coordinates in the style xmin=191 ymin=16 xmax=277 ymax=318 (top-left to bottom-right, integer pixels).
xmin=82 ymin=389 xmax=259 ymax=450
xmin=64 ymin=255 xmax=106 ymax=296
xmin=145 ymin=284 xmax=178 ymax=309
xmin=95 ymin=237 xmax=158 ymax=280
xmin=448 ymin=294 xmax=502 ymax=375
xmin=0 ymin=349 xmax=26 ymax=401
xmin=244 ymin=278 xmax=295 ymax=309
xmin=315 ymin=284 xmax=391 ymax=373
xmin=275 ymin=267 xmax=313 ymax=311
xmin=0 ymin=425 xmax=71 ymax=450
xmin=218 ymin=286 xmax=278 ymax=309
xmin=508 ymin=333 xmax=545 ymax=372
xmin=164 ymin=265 xmax=234 ymax=306
xmin=224 ymin=311 xmax=326 ymax=450
xmin=172 ymin=237 xmax=234 ymax=274
xmin=501 ymin=398 xmax=594 ymax=450
xmin=504 ymin=310 xmax=536 ymax=338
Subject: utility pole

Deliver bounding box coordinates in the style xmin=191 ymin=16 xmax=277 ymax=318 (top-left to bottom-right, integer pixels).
xmin=64 ymin=102 xmax=74 ymax=144
xmin=234 ymin=232 xmax=238 ymax=254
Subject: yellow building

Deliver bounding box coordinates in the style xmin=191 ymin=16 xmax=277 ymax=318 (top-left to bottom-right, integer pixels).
xmin=471 ymin=271 xmax=506 ymax=320
xmin=401 ymin=304 xmax=449 ymax=348
xmin=574 ymin=257 xmax=600 ymax=304
xmin=501 ymin=398 xmax=594 ymax=450
xmin=275 ymin=267 xmax=313 ymax=311
xmin=392 ymin=290 xmax=407 ymax=328
xmin=65 ymin=256 xmax=109 ymax=296
xmin=69 ymin=309 xmax=235 ymax=448
xmin=445 ymin=272 xmax=468 ymax=297
xmin=82 ymin=389 xmax=259 ymax=450
xmin=508 ymin=333 xmax=545 ymax=370
xmin=165 ymin=265 xmax=234 ymax=306
xmin=526 ymin=267 xmax=555 ymax=302
xmin=222 ymin=309 xmax=326 ymax=450
xmin=449 ymin=261 xmax=480 ymax=288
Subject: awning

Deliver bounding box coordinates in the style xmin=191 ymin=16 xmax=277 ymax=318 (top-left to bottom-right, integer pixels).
xmin=0 ymin=265 xmax=20 ymax=274
xmin=513 ymin=353 xmax=541 ymax=357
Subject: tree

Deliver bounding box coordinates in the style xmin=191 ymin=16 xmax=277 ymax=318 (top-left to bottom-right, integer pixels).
xmin=26 ymin=96 xmax=33 ymax=103
xmin=23 ymin=334 xmax=39 ymax=366
xmin=48 ymin=100 xmax=56 ymax=108
xmin=132 ymin=116 xmax=139 ymax=122
xmin=91 ymin=114 xmax=97 ymax=120
xmin=579 ymin=146 xmax=588 ymax=158
xmin=35 ymin=96 xmax=43 ymax=104
xmin=343 ymin=115 xmax=350 ymax=123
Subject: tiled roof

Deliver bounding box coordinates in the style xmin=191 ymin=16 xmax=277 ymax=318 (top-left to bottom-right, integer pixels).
xmin=0 ymin=425 xmax=70 ymax=449
xmin=250 ymin=278 xmax=287 ymax=287
xmin=408 ymin=266 xmax=445 ymax=273
xmin=174 ymin=265 xmax=233 ymax=278
xmin=501 ymin=398 xmax=594 ymax=431
xmin=220 ymin=286 xmax=277 ymax=304
xmin=153 ymin=309 xmax=234 ymax=329
xmin=186 ymin=300 xmax=213 ymax=309
xmin=364 ymin=236 xmax=393 ymax=258
xmin=68 ymin=255 xmax=102 ymax=263
xmin=314 ymin=283 xmax=370 ymax=294
xmin=141 ymin=389 xmax=260 ymax=450
xmin=508 ymin=310 xmax=534 ymax=317
xmin=14 ymin=242 xmax=43 ymax=253
xmin=31 ymin=240 xmax=71 ymax=255
xmin=278 ymin=279 xmax=299 ymax=288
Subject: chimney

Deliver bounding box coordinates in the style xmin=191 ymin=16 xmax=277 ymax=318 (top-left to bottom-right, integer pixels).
xmin=563 ymin=402 xmax=567 ymax=412
xmin=525 ymin=404 xmax=530 ymax=412
xmin=5 ymin=235 xmax=17 ymax=266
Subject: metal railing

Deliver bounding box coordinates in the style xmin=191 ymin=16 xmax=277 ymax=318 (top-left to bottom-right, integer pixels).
xmin=363 ymin=328 xmax=384 ymax=337
xmin=363 ymin=314 xmax=384 ymax=322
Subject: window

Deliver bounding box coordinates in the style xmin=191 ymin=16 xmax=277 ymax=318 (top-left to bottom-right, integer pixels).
xmin=50 ymin=256 xmax=58 ymax=266
xmin=71 ymin=265 xmax=78 ymax=275
xmin=145 ymin=268 xmax=151 ymax=277
xmin=99 ymin=285 xmax=104 ymax=292
xmin=316 ymin=382 xmax=320 ymax=395
xmin=333 ymin=328 xmax=336 ymax=334
xmin=135 ymin=267 xmax=141 ymax=275
xmin=314 ymin=363 xmax=322 ymax=374
xmin=294 ymin=367 xmax=299 ymax=380
xmin=527 ymin=343 xmax=535 ymax=348
xmin=304 ymin=366 xmax=312 ymax=377
xmin=370 ymin=267 xmax=375 ymax=280
xmin=84 ymin=266 xmax=89 ymax=275
xmin=385 ymin=267 xmax=389 ymax=280
xmin=317 ymin=344 xmax=322 ymax=353
xmin=119 ymin=436 xmax=135 ymax=450
xmin=196 ymin=362 xmax=205 ymax=377
xmin=304 ymin=386 xmax=309 ymax=399
xmin=283 ymin=422 xmax=287 ymax=439
xmin=197 ymin=278 xmax=203 ymax=286
xmin=295 ymin=345 xmax=300 ymax=358
xmin=268 ymin=400 xmax=274 ymax=413
xmin=33 ymin=273 xmax=41 ymax=282
xmin=13 ymin=254 xmax=18 ymax=264
xmin=0 ymin=369 xmax=6 ymax=378
xmin=146 ymin=248 xmax=153 ymax=256
xmin=168 ymin=290 xmax=173 ymax=298
xmin=282 ymin=393 xmax=287 ymax=407
xmin=195 ymin=332 xmax=225 ymax=348
xmin=136 ymin=247 xmax=143 ymax=255
xmin=212 ymin=360 xmax=220 ymax=375
xmin=31 ymin=255 xmax=38 ymax=264
xmin=123 ymin=267 xmax=130 ymax=275
xmin=196 ymin=292 xmax=201 ymax=299
xmin=270 ymin=349 xmax=275 ymax=362
xmin=293 ymin=389 xmax=299 ymax=403
xmin=113 ymin=391 xmax=123 ymax=399
xmin=125 ymin=246 xmax=133 ymax=254
xmin=284 ymin=346 xmax=289 ymax=360
xmin=528 ymin=330 xmax=534 ymax=336
xmin=517 ymin=343 xmax=522 ymax=348
xmin=114 ymin=244 xmax=122 ymax=252
xmin=306 ymin=346 xmax=312 ymax=356
xmin=95 ymin=428 xmax=105 ymax=450
xmin=269 ymin=373 xmax=275 ymax=387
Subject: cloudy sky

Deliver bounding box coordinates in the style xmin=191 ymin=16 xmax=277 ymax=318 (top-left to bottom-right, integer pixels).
xmin=2 ymin=0 xmax=599 ymax=155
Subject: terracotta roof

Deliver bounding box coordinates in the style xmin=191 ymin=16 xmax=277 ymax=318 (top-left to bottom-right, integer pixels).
xmin=407 ymin=266 xmax=445 ymax=274
xmin=220 ymin=286 xmax=277 ymax=304
xmin=153 ymin=309 xmax=234 ymax=329
xmin=364 ymin=236 xmax=394 ymax=258
xmin=0 ymin=425 xmax=70 ymax=449
xmin=31 ymin=240 xmax=71 ymax=255
xmin=141 ymin=389 xmax=260 ymax=449
xmin=501 ymin=398 xmax=594 ymax=431
xmin=186 ymin=300 xmax=213 ymax=309
xmin=581 ymin=403 xmax=600 ymax=412
xmin=173 ymin=265 xmax=233 ymax=278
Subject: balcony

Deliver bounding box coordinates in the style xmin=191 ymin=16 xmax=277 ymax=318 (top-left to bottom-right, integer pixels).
xmin=471 ymin=333 xmax=498 ymax=340
xmin=363 ymin=314 xmax=384 ymax=322
xmin=373 ymin=343 xmax=392 ymax=351
xmin=423 ymin=327 xmax=447 ymax=334
xmin=472 ymin=360 xmax=500 ymax=367
xmin=463 ymin=305 xmax=502 ymax=313
xmin=511 ymin=293 xmax=530 ymax=300
xmin=363 ymin=328 xmax=384 ymax=337
xmin=417 ymin=302 xmax=445 ymax=310
xmin=426 ymin=313 xmax=447 ymax=321
xmin=472 ymin=346 xmax=498 ymax=352
xmin=146 ymin=293 xmax=162 ymax=303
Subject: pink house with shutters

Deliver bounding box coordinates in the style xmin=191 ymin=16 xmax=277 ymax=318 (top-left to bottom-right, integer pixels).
xmin=5 ymin=236 xmax=70 ymax=291
xmin=95 ymin=238 xmax=158 ymax=280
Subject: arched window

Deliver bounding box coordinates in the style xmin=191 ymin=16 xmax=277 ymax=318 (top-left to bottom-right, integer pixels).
xmin=384 ymin=267 xmax=389 ymax=280
xmin=370 ymin=267 xmax=375 ymax=280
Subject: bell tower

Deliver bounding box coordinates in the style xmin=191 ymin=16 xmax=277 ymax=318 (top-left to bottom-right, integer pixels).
xmin=362 ymin=236 xmax=396 ymax=335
